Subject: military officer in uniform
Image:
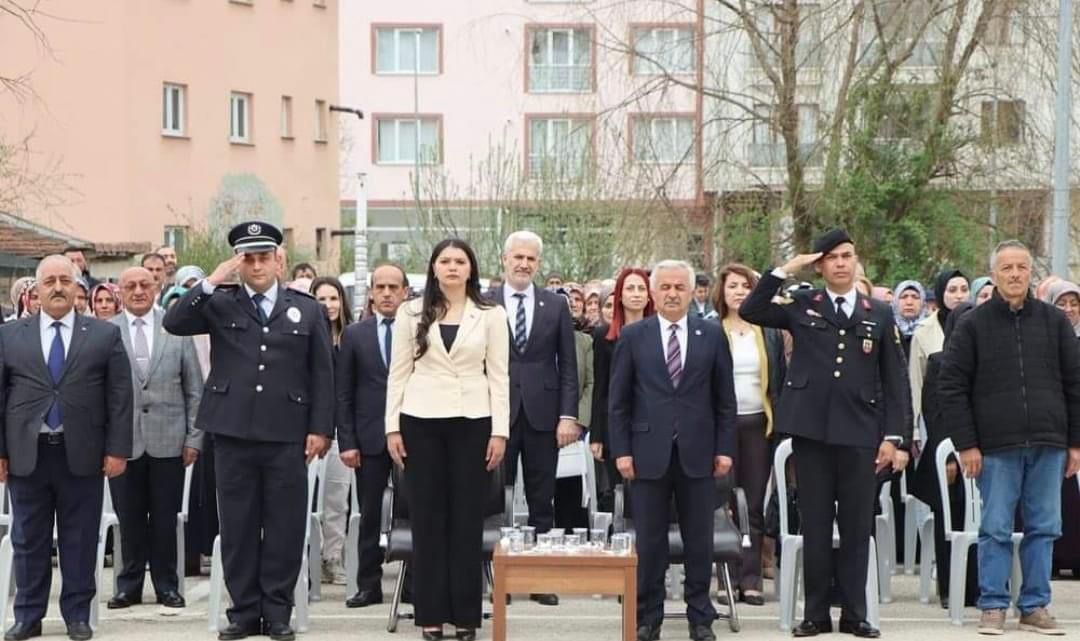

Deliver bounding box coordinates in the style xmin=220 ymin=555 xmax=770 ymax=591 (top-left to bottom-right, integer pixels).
xmin=163 ymin=221 xmax=333 ymax=641
xmin=739 ymin=229 xmax=912 ymax=639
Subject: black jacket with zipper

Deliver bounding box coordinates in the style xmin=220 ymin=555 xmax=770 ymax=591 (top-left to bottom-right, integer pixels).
xmin=939 ymin=289 xmax=1080 ymax=453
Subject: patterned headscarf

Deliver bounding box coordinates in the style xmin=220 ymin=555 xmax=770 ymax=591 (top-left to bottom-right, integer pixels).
xmin=16 ymin=279 xmax=37 ymax=318
xmin=90 ymin=282 xmax=123 ymax=318
xmin=891 ymin=280 xmax=927 ymax=337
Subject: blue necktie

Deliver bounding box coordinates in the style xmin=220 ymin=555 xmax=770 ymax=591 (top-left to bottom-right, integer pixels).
xmin=45 ymin=320 xmax=64 ymax=430
xmin=252 ymin=293 xmax=269 ymax=324
xmin=513 ymin=293 xmax=527 ymax=352
xmin=382 ymin=318 xmax=393 ymax=367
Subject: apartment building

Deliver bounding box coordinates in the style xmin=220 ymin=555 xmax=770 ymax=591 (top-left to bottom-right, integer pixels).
xmin=339 ymin=0 xmax=705 ymax=265
xmin=1 ymin=0 xmax=340 ymax=270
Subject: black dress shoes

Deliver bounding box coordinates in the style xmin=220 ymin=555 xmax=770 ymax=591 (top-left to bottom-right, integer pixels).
xmin=793 ymin=620 xmax=833 ymax=637
xmin=689 ymin=623 xmax=717 ymax=641
xmin=529 ymin=593 xmax=559 ymax=606
xmin=3 ymin=622 xmax=41 ymax=641
xmin=345 ymin=589 xmax=383 ymax=608
xmin=420 ymin=628 xmax=443 ymax=641
xmin=455 ymin=629 xmax=476 ymax=641
xmin=838 ymin=620 xmax=881 ymax=638
xmin=636 ymin=624 xmax=661 ymax=641
xmin=106 ymin=592 xmax=142 ymax=609
xmin=156 ymin=591 xmax=186 ymax=608
xmin=66 ymin=622 xmax=92 ymax=641
xmin=217 ymin=622 xmax=260 ymax=640
xmin=263 ymin=622 xmax=295 ymax=641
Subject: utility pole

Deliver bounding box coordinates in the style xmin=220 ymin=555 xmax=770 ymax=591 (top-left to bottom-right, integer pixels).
xmin=354 ymin=173 xmax=370 ymax=319
xmin=1051 ymin=0 xmax=1073 ymax=276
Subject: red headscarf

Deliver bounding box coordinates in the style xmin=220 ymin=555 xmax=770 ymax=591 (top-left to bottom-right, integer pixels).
xmin=605 ymin=267 xmax=656 ymax=342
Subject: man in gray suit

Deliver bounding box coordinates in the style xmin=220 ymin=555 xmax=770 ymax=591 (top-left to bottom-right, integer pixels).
xmin=0 ymin=255 xmax=133 ymax=641
xmin=106 ymin=267 xmax=203 ymax=611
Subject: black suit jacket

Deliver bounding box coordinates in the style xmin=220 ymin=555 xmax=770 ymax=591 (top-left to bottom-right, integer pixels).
xmin=488 ymin=286 xmax=578 ymax=431
xmin=336 ymin=316 xmax=389 ymax=455
xmin=739 ymin=272 xmax=912 ymax=448
xmin=0 ymin=314 xmax=133 ymax=476
xmin=163 ymin=283 xmax=334 ymax=443
xmin=608 ymin=315 xmax=737 ymax=480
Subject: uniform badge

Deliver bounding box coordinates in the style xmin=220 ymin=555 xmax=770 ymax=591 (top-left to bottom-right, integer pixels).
xmin=287 ymin=306 xmax=302 ymax=323
xmin=863 ymin=339 xmax=873 ymax=354
xmin=248 ymin=223 xmax=261 ymax=235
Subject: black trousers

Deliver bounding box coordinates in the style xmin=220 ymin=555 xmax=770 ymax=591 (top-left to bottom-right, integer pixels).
xmin=214 ymin=435 xmax=307 ymax=628
xmin=553 ymin=476 xmax=589 ymax=531
xmin=401 ymin=415 xmax=491 ymax=628
xmin=505 ymin=414 xmax=558 ymax=533
xmin=354 ymin=450 xmax=392 ymax=591
xmin=730 ymin=413 xmax=770 ymax=591
xmin=630 ymin=447 xmax=717 ymax=628
xmin=109 ymin=454 xmax=185 ymax=597
xmin=8 ymin=437 xmax=103 ymax=625
xmin=792 ymin=436 xmax=876 ymax=625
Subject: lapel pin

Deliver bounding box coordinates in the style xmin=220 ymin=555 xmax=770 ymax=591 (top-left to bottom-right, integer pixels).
xmin=694 ymin=329 xmax=702 ymax=336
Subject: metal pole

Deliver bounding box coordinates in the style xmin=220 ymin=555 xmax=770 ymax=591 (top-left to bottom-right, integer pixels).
xmin=1051 ymin=0 xmax=1073 ymax=276
xmin=353 ymin=173 xmax=370 ymax=320
xmin=413 ymin=31 xmax=423 ymax=224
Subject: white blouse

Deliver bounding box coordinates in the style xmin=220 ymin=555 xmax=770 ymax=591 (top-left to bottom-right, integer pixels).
xmin=730 ymin=329 xmax=764 ymax=416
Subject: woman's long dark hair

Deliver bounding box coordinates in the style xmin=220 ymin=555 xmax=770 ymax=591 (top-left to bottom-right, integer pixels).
xmin=310 ymin=276 xmax=353 ymax=346
xmin=415 ymin=238 xmax=492 ymax=360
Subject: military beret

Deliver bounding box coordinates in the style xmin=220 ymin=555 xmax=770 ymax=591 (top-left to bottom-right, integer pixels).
xmin=812 ymin=228 xmax=854 ymax=255
xmin=228 ymin=221 xmax=282 ymax=254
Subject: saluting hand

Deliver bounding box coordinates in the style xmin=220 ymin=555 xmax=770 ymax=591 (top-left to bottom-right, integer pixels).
xmin=780 ymin=252 xmax=824 ymax=276
xmin=207 ymin=253 xmax=246 ymax=287
xmin=387 ymin=433 xmax=407 ymax=468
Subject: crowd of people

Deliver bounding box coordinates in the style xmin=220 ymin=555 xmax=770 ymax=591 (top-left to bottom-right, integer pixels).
xmin=0 ymin=221 xmax=1077 ymax=641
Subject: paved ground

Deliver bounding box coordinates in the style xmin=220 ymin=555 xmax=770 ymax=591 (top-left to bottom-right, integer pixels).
xmin=16 ymin=565 xmax=1080 ymax=640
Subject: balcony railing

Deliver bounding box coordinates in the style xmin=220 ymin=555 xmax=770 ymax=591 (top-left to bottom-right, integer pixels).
xmin=528 ymin=64 xmax=592 ymax=93
xmin=748 ymin=142 xmax=822 ymax=167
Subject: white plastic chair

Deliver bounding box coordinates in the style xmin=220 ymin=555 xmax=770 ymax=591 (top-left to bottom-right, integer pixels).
xmin=774 ymin=439 xmax=880 ymax=632
xmin=95 ymin=479 xmax=120 ymax=629
xmin=935 ymin=438 xmax=1022 ymax=625
xmin=307 ymin=457 xmax=328 ymax=602
xmin=899 ymin=469 xmax=933 ymax=577
xmin=209 ymin=461 xmax=320 ymax=632
xmin=344 ymin=470 xmax=362 ymax=597
xmin=0 ymin=484 xmax=13 ymax=631
xmin=875 ymin=481 xmax=894 ymax=603
xmin=175 ymin=464 xmax=193 ymax=598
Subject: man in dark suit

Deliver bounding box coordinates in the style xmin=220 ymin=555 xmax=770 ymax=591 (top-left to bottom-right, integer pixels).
xmin=488 ymin=230 xmax=578 ymax=606
xmin=336 ymin=263 xmax=408 ymax=608
xmin=609 ymin=259 xmax=737 ymax=641
xmin=107 ymin=267 xmax=204 ymax=610
xmin=164 ymin=221 xmax=334 ymax=641
xmin=0 ymin=254 xmax=133 ymax=641
xmin=739 ymin=229 xmax=912 ymax=639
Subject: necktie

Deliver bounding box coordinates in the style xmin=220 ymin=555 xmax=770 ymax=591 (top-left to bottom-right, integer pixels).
xmin=835 ymin=296 xmax=847 ymax=319
xmin=666 ymin=324 xmax=682 ymax=388
xmin=252 ymin=293 xmax=269 ymax=325
xmin=45 ymin=320 xmax=65 ymax=430
xmin=133 ymin=317 xmax=150 ymax=379
xmin=512 ymin=292 xmax=527 ymax=352
xmin=382 ymin=318 xmax=393 ymax=367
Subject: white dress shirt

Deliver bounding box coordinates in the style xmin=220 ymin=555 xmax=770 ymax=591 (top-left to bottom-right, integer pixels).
xmin=503 ymin=283 xmax=535 ymax=342
xmin=200 ymin=279 xmax=278 ymax=319
xmin=40 ymin=309 xmax=75 ymax=432
xmin=825 ymin=285 xmax=858 ymax=318
xmin=124 ymin=309 xmax=156 ymax=358
xmin=658 ymin=315 xmax=688 ymax=370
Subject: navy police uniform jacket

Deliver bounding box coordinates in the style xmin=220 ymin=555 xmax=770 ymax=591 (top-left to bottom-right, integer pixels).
xmin=163 ymin=283 xmax=335 ymax=443
xmin=738 ymin=272 xmax=912 ymax=449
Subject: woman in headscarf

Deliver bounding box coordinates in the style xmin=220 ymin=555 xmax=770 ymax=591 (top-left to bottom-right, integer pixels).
xmin=74 ymin=278 xmax=90 ymax=315
xmin=970 ymin=276 xmax=994 ymax=306
xmin=911 ymin=301 xmax=979 ymax=609
xmin=1049 ymin=281 xmax=1080 ymax=338
xmin=8 ymin=276 xmax=35 ymax=320
xmin=17 ymin=280 xmax=40 ymax=318
xmin=90 ymin=282 xmax=123 ymax=320
xmin=909 ymin=269 xmax=968 ymax=442
xmin=891 ymin=280 xmax=927 ymax=359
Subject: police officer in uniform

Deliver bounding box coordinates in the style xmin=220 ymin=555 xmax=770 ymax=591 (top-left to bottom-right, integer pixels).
xmin=739 ymin=229 xmax=912 ymax=639
xmin=164 ymin=222 xmax=333 ymax=641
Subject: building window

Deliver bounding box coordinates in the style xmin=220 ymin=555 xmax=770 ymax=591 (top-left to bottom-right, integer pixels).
xmin=163 ymin=226 xmax=188 ymax=252
xmin=527 ymin=117 xmax=592 ymax=179
xmin=749 ymin=103 xmax=821 ymax=167
xmin=162 ymin=83 xmax=186 ymax=137
xmin=528 ymin=27 xmax=593 ymax=93
xmin=632 ymin=116 xmax=694 ymax=164
xmin=374 ymin=27 xmax=440 ymax=74
xmin=981 ymin=100 xmax=1025 ymax=145
xmin=314 ymin=99 xmax=328 ymax=142
xmin=632 ymin=27 xmax=695 ymax=75
xmin=750 ymin=5 xmax=822 ymax=70
xmin=375 ymin=116 xmax=441 ymax=165
xmin=316 ymin=227 xmax=327 ymax=260
xmin=280 ymin=96 xmax=293 ymax=139
xmin=283 ymin=227 xmax=295 ymax=249
xmin=984 ymin=0 xmax=1023 ymax=46
xmin=230 ymin=92 xmax=253 ymax=144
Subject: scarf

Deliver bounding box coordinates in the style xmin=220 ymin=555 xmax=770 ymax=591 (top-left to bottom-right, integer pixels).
xmin=891 ymin=280 xmax=927 ymax=337
xmin=934 ymin=269 xmax=967 ymax=329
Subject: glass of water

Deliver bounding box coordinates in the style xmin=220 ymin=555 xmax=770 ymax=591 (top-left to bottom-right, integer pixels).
xmin=564 ymin=534 xmax=581 ymax=548
xmin=521 ymin=526 xmax=536 ymax=548
xmin=590 ymin=528 xmax=607 ymax=548
xmin=536 ymin=533 xmax=553 ymax=552
xmin=611 ymin=533 xmax=631 ymax=555
xmin=509 ymin=531 xmax=525 ymax=553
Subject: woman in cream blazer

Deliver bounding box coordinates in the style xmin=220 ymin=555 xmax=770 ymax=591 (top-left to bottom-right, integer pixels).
xmin=384 ymin=238 xmax=509 ymax=641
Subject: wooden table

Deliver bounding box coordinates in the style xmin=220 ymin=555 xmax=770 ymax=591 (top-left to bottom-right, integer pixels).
xmin=492 ymin=545 xmax=637 ymax=641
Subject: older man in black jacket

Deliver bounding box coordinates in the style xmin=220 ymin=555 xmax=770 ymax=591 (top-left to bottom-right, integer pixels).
xmin=939 ymin=239 xmax=1080 ymax=636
